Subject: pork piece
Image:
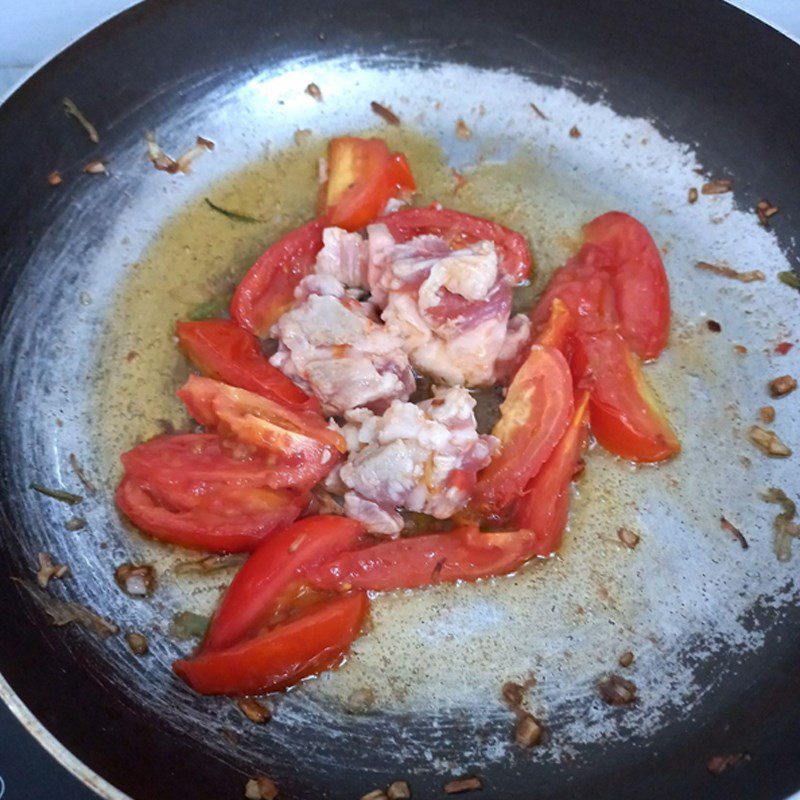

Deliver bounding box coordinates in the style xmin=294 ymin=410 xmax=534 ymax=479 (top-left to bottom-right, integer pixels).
xmin=327 ymin=386 xmax=498 ymax=535
xmin=367 ymin=223 xmax=530 ymax=385
xmin=313 ymin=226 xmax=369 ymax=289
xmin=270 ymin=275 xmax=414 ymax=415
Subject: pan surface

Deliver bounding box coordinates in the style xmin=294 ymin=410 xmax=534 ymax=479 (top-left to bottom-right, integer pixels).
xmin=0 ymin=1 xmax=799 ymax=799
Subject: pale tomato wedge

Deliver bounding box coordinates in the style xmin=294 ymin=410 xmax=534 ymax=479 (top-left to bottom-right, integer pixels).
xmin=116 ymin=476 xmax=306 ymax=553
xmin=324 ymin=137 xmax=416 ymax=231
xmin=513 ymin=391 xmax=591 ymax=555
xmin=582 ymin=212 xmax=670 ymax=361
xmin=176 ymin=319 xmax=315 ymax=410
xmin=575 ymin=329 xmax=680 ymax=462
xmin=305 ymin=525 xmax=538 ymax=592
xmin=230 ymin=217 xmax=327 ymax=337
xmin=472 ymin=344 xmax=574 ymax=513
xmin=203 ymin=516 xmax=365 ymax=652
xmin=178 ymin=375 xmax=345 ymax=489
xmin=173 ymin=592 xmax=369 ymax=695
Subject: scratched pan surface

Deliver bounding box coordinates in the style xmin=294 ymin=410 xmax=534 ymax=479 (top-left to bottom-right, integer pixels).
xmin=1 ymin=1 xmax=800 ymax=798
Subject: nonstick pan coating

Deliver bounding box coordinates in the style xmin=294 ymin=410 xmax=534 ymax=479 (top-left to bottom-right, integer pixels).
xmin=0 ymin=1 xmax=799 ymax=798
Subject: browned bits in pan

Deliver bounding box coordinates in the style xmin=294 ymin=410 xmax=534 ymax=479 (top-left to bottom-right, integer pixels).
xmin=597 ymin=674 xmax=637 ymax=705
xmin=569 ymin=125 xmax=581 ymax=138
xmin=706 ymin=319 xmax=721 ymax=332
xmin=125 ymin=632 xmax=149 ymax=656
xmin=63 ymin=97 xmax=99 ymax=143
xmin=769 ymin=375 xmax=797 ymax=398
xmin=759 ymin=406 xmax=776 ymax=423
xmin=707 ymin=753 xmax=749 ymax=775
xmin=455 ymin=118 xmax=472 ymax=140
xmin=617 ymin=527 xmax=640 ymax=549
xmin=502 ymin=681 xmax=525 ymax=707
xmin=387 ymin=780 xmax=411 ymax=799
xmin=245 ymin=776 xmax=278 ymax=799
xmin=688 ymin=187 xmax=698 ymax=204
xmin=114 ymin=563 xmax=156 ymax=597
xmin=305 ymin=82 xmax=323 ymax=101
xmin=443 ymin=775 xmax=483 ymax=794
xmin=529 ymin=101 xmax=548 ymax=120
xmin=755 ymin=199 xmax=779 ymax=225
xmin=618 ymin=651 xmax=635 ymax=668
xmin=514 ymin=713 xmax=543 ymax=748
xmin=701 ymin=178 xmax=733 ymax=195
xmin=36 ymin=553 xmax=69 ymax=589
xmin=720 ymin=516 xmax=749 ymax=550
xmin=83 ymin=159 xmax=107 ymax=174
xmin=47 ymin=170 xmax=63 ymax=186
xmin=69 ymin=452 xmax=97 ymax=495
xmin=748 ymin=426 xmax=792 ymax=457
xmin=360 ymin=791 xmax=388 ymax=800
xmin=371 ymin=101 xmax=400 ymax=125
xmin=695 ymin=261 xmax=765 ymax=282
xmin=237 ymin=697 xmax=272 ymax=724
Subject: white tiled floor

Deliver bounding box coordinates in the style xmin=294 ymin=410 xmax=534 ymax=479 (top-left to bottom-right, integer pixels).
xmin=0 ymin=0 xmax=797 ymax=97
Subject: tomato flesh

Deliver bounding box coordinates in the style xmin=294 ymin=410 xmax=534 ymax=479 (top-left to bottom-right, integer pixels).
xmin=173 ymin=592 xmax=369 ymax=695
xmin=178 ymin=375 xmax=344 ymax=489
xmin=116 ymin=475 xmax=305 ymax=553
xmin=472 ymin=344 xmax=574 ymax=514
xmin=176 ymin=319 xmax=314 ymax=409
xmin=325 ymin=137 xmax=416 ymax=232
xmin=230 ymin=217 xmax=327 ymax=336
xmin=203 ymin=515 xmax=365 ymax=652
xmin=305 ymin=525 xmax=538 ymax=592
xmin=582 ymin=211 xmax=670 ymax=361
xmin=376 ymin=206 xmax=532 ymax=283
xmin=575 ymin=329 xmax=680 ymax=462
xmin=513 ymin=391 xmax=590 ymax=555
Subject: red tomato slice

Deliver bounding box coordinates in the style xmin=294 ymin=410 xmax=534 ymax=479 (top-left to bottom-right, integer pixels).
xmin=121 ymin=432 xmax=297 ymax=493
xmin=582 ymin=212 xmax=670 ymax=361
xmin=230 ymin=217 xmax=327 ymax=337
xmin=176 ymin=319 xmax=315 ymax=410
xmin=116 ymin=476 xmax=306 ymax=553
xmin=325 ymin=137 xmax=416 ymax=232
xmin=305 ymin=526 xmax=538 ymax=592
xmin=471 ymin=345 xmax=574 ymax=514
xmin=203 ymin=516 xmax=365 ymax=652
xmin=376 ymin=206 xmax=532 ymax=283
xmin=173 ymin=592 xmax=369 ymax=695
xmin=534 ymin=297 xmax=575 ymax=354
xmin=513 ymin=391 xmax=591 ymax=555
xmin=178 ymin=375 xmax=344 ymax=489
xmin=575 ymin=329 xmax=680 ymax=462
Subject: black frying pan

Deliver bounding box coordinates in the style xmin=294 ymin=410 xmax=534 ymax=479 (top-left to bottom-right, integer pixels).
xmin=1 ymin=1 xmax=799 ymax=798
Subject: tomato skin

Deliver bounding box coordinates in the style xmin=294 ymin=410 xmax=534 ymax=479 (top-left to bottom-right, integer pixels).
xmin=534 ymin=297 xmax=575 ymax=355
xmin=472 ymin=344 xmax=574 ymax=514
xmin=305 ymin=526 xmax=538 ymax=592
xmin=325 ymin=137 xmax=416 ymax=232
xmin=116 ymin=476 xmax=306 ymax=553
xmin=176 ymin=319 xmax=315 ymax=410
xmin=575 ymin=329 xmax=680 ymax=462
xmin=173 ymin=592 xmax=369 ymax=695
xmin=582 ymin=212 xmax=670 ymax=361
xmin=376 ymin=206 xmax=532 ymax=283
xmin=513 ymin=391 xmax=590 ymax=555
xmin=203 ymin=516 xmax=365 ymax=652
xmin=230 ymin=217 xmax=327 ymax=337
xmin=178 ymin=375 xmax=344 ymax=489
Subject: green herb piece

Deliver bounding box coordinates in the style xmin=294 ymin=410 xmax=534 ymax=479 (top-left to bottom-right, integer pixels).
xmin=30 ymin=483 xmax=83 ymax=506
xmin=204 ymin=198 xmax=261 ymax=224
xmin=169 ymin=611 xmax=210 ymax=640
xmin=63 ymin=97 xmax=99 ymax=143
xmin=778 ymin=271 xmax=800 ymax=291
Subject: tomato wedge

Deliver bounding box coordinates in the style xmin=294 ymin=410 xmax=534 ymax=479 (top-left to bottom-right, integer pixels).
xmin=116 ymin=476 xmax=306 ymax=553
xmin=230 ymin=217 xmax=327 ymax=337
xmin=575 ymin=329 xmax=680 ymax=462
xmin=376 ymin=206 xmax=532 ymax=283
xmin=305 ymin=526 xmax=538 ymax=592
xmin=472 ymin=344 xmax=573 ymax=514
xmin=178 ymin=375 xmax=344 ymax=488
xmin=534 ymin=297 xmax=574 ymax=354
xmin=513 ymin=391 xmax=590 ymax=555
xmin=203 ymin=516 xmax=365 ymax=652
xmin=324 ymin=137 xmax=416 ymax=232
xmin=173 ymin=592 xmax=369 ymax=695
xmin=582 ymin=212 xmax=670 ymax=361
xmin=176 ymin=319 xmax=315 ymax=409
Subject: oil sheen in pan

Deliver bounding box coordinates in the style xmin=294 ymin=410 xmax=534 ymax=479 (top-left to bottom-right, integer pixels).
xmin=85 ymin=59 xmax=799 ymax=767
